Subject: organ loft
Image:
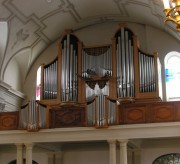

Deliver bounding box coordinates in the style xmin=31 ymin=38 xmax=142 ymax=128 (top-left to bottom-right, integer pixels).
xmin=1 ymin=25 xmax=180 ymax=131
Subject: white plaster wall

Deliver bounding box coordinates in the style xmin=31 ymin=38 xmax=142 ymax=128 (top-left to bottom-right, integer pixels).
xmin=4 ymin=58 xmax=22 ymax=92
xmin=0 ymin=22 xmax=8 ymax=80
xmin=33 ymin=153 xmax=48 ymax=164
xmin=0 ymin=153 xmax=16 ymax=164
xmin=63 ymin=147 xmax=180 ymax=164
xmin=63 ymin=149 xmax=109 ymax=164
xmin=0 ymin=152 xmax=48 ymax=164
xmin=74 ymin=22 xmax=147 ymax=51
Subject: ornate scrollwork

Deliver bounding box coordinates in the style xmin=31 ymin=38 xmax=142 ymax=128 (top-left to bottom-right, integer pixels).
xmin=80 ymin=66 xmax=112 ymax=90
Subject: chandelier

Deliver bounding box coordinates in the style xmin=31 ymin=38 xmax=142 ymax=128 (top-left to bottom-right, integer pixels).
xmin=163 ymin=0 xmax=180 ymax=30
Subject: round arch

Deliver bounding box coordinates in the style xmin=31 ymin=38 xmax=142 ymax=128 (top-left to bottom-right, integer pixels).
xmin=152 ymin=153 xmax=180 ymax=163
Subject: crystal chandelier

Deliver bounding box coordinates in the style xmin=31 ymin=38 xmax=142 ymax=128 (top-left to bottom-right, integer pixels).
xmin=163 ymin=0 xmax=180 ymax=30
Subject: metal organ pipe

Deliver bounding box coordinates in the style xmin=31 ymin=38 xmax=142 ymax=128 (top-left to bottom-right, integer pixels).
xmin=43 ymin=67 xmax=46 ymax=99
xmin=117 ymin=36 xmax=122 ymax=97
xmin=55 ymin=60 xmax=57 ymax=97
xmin=130 ymin=41 xmax=134 ymax=96
xmin=138 ymin=52 xmax=142 ymax=92
xmin=82 ymin=46 xmax=112 ymax=74
xmin=66 ymin=36 xmax=69 ymax=100
xmin=20 ymin=107 xmax=27 ymax=129
xmin=121 ymin=28 xmax=126 ymax=97
xmin=20 ymin=98 xmax=46 ymax=131
xmin=46 ymin=67 xmax=49 ymax=99
xmin=125 ymin=31 xmax=130 ymax=97
xmin=138 ymin=50 xmax=156 ymax=93
xmin=82 ymin=46 xmax=112 ymax=127
xmin=61 ymin=34 xmax=78 ymax=102
xmin=116 ymin=27 xmax=134 ymax=98
xmin=107 ymin=99 xmax=116 ymax=125
xmin=152 ymin=57 xmax=156 ymax=91
xmin=39 ymin=104 xmax=46 ymax=128
xmin=43 ymin=58 xmax=58 ymax=99
xmin=27 ymin=98 xmax=38 ymax=131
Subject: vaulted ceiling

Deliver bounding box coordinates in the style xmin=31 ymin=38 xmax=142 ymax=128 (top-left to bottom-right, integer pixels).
xmin=0 ymin=0 xmax=179 ymax=87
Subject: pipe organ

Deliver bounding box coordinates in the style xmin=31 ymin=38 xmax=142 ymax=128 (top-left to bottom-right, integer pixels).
xmin=39 ymin=26 xmax=160 ymax=128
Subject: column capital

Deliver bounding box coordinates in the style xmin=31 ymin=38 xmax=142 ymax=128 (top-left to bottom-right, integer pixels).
xmin=15 ymin=143 xmax=24 ymax=147
xmin=117 ymin=139 xmax=129 ymax=144
xmin=107 ymin=139 xmax=117 ymax=144
xmin=55 ymin=151 xmax=63 ymax=158
xmin=47 ymin=152 xmax=54 ymax=158
xmin=24 ymin=142 xmax=34 ymax=150
xmin=24 ymin=142 xmax=34 ymax=146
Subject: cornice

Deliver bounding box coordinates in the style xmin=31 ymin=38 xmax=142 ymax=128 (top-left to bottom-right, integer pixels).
xmin=0 ymin=122 xmax=180 ymax=144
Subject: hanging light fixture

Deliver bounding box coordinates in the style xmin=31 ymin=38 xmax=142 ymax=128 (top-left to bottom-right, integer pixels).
xmin=163 ymin=0 xmax=180 ymax=30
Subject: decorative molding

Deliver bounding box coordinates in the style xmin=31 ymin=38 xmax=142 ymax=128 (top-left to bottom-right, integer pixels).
xmin=0 ymin=122 xmax=180 ymax=144
xmin=0 ymin=81 xmax=25 ymax=112
xmin=0 ymin=80 xmax=25 ymax=99
xmin=12 ymin=29 xmax=29 ymax=49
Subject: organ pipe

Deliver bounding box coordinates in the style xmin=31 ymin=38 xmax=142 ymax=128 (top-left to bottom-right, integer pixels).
xmin=138 ymin=50 xmax=156 ymax=93
xmin=20 ymin=98 xmax=39 ymax=131
xmin=116 ymin=27 xmax=135 ymax=98
xmin=43 ymin=58 xmax=58 ymax=99
xmin=61 ymin=34 xmax=78 ymax=102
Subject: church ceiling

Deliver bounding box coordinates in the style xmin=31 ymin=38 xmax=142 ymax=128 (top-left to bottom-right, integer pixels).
xmin=0 ymin=0 xmax=179 ymax=82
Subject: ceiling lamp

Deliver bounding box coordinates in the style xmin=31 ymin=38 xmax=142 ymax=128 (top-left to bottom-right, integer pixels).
xmin=163 ymin=0 xmax=180 ymax=30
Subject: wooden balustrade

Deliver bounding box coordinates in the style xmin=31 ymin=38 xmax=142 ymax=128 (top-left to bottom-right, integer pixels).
xmin=118 ymin=101 xmax=180 ymax=124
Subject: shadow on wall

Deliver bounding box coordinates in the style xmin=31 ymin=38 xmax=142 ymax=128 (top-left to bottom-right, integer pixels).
xmin=8 ymin=159 xmax=38 ymax=164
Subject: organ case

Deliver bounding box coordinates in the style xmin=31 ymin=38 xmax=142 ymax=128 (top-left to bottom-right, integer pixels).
xmin=39 ymin=26 xmax=161 ymax=128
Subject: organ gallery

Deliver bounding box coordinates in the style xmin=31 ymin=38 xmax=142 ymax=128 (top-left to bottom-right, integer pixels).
xmin=3 ymin=25 xmax=180 ymax=132
xmin=34 ymin=25 xmax=162 ymax=129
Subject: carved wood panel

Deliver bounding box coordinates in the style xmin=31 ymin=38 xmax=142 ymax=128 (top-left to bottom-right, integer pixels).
xmin=152 ymin=104 xmax=174 ymax=122
xmin=0 ymin=112 xmax=19 ymax=130
xmin=124 ymin=105 xmax=146 ymax=124
xmin=118 ymin=101 xmax=180 ymax=125
xmin=49 ymin=105 xmax=86 ymax=128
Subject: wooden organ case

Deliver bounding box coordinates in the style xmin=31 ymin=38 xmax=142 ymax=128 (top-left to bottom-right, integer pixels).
xmin=39 ymin=26 xmax=161 ymax=129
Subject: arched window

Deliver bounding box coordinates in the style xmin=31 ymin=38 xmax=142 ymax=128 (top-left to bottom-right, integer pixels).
xmin=165 ymin=51 xmax=180 ymax=101
xmin=152 ymin=153 xmax=180 ymax=163
xmin=36 ymin=66 xmax=42 ymax=100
